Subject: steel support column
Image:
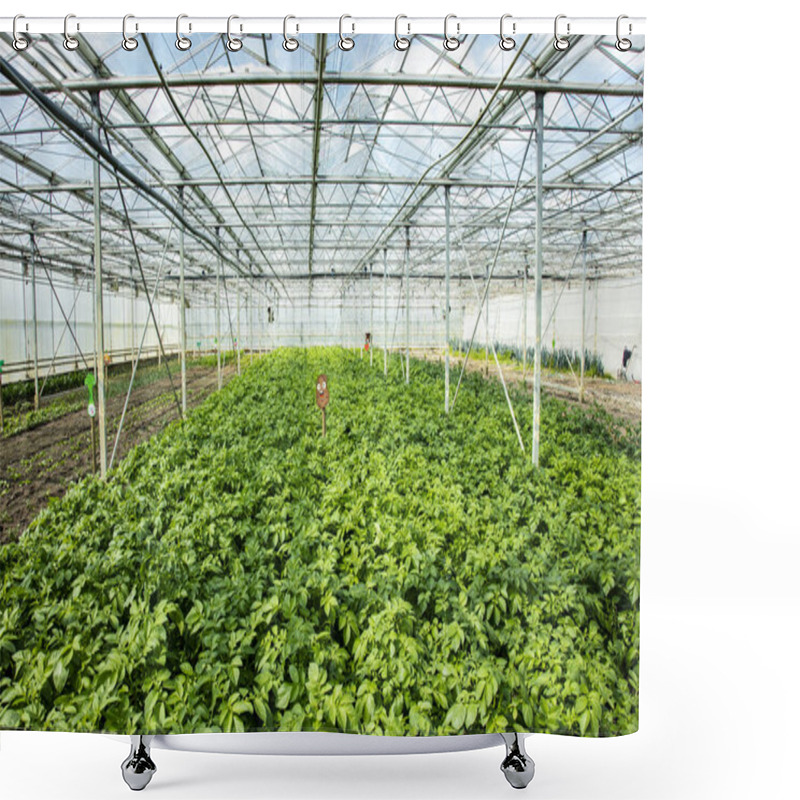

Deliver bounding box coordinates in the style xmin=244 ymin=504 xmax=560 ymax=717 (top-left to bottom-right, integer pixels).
xmin=178 ymin=186 xmax=187 ymax=414
xmin=404 ymin=226 xmax=410 ymax=385
xmin=580 ymin=229 xmax=587 ymax=403
xmin=523 ymin=252 xmax=529 ymax=377
xmin=29 ymin=234 xmax=40 ymax=411
xmin=444 ymin=185 xmax=451 ymax=413
xmin=532 ymin=92 xmax=544 ymax=467
xmin=130 ymin=266 xmax=135 ymax=376
xmin=485 ymin=264 xmax=490 ymax=376
xmin=383 ymin=247 xmax=388 ymax=376
xmin=216 ymin=226 xmax=222 ymax=391
xmin=369 ymin=262 xmax=374 ymax=367
xmin=92 ymin=102 xmax=107 ymax=478
xmin=236 ymin=279 xmax=241 ymax=375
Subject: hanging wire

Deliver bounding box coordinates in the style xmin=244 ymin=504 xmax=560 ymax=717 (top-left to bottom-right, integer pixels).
xmin=108 ymin=221 xmax=175 ymax=471
xmin=450 ymin=126 xmax=534 ymax=411
xmin=29 ymin=238 xmax=91 ymax=373
xmin=97 ymin=110 xmax=184 ymax=423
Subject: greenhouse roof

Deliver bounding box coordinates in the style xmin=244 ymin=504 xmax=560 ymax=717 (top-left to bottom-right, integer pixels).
xmin=0 ymin=30 xmax=643 ymax=301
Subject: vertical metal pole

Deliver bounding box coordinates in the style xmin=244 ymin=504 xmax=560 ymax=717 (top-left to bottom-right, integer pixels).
xmin=444 ymin=185 xmax=451 ymax=413
xmin=580 ymin=229 xmax=587 ymax=403
xmin=178 ymin=186 xmax=187 ymax=415
xmin=236 ymin=279 xmax=241 ymax=375
xmin=383 ymin=247 xmax=388 ymax=376
xmin=484 ymin=263 xmax=490 ymax=376
xmin=215 ymin=227 xmax=222 ymax=390
xmin=92 ymin=97 xmax=107 ymax=478
xmin=532 ymin=92 xmax=544 ymax=468
xmin=21 ymin=262 xmax=29 ymax=366
xmin=130 ymin=267 xmax=135 ymax=377
xmin=405 ymin=226 xmax=410 ymax=384
xmin=594 ymin=267 xmax=599 ymax=356
xmin=369 ymin=262 xmax=374 ymax=367
xmin=29 ymin=234 xmax=40 ymax=411
xmin=522 ymin=253 xmax=528 ymax=378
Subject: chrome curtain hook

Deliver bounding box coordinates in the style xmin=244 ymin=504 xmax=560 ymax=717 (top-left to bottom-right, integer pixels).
xmin=176 ymin=14 xmax=192 ymax=51
xmin=226 ymin=15 xmax=243 ymax=51
xmin=282 ymin=15 xmax=299 ymax=51
xmin=63 ymin=13 xmax=79 ymax=51
xmin=499 ymin=14 xmax=515 ymax=50
xmin=12 ymin=15 xmax=29 ymax=51
xmin=616 ymin=15 xmax=632 ymax=51
xmin=443 ymin=14 xmax=460 ymax=51
xmin=394 ymin=14 xmax=410 ymax=51
xmin=122 ymin=14 xmax=138 ymax=51
xmin=338 ymin=15 xmax=355 ymax=51
xmin=553 ymin=14 xmax=570 ymax=51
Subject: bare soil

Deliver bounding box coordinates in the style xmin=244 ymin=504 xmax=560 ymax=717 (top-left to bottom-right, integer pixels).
xmin=424 ymin=351 xmax=642 ymax=424
xmin=0 ymin=363 xmax=237 ymax=544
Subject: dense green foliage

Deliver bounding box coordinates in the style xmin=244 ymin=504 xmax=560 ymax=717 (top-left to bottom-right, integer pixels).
xmin=0 ymin=348 xmax=639 ymax=737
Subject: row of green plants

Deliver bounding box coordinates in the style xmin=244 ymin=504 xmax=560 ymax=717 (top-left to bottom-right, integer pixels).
xmin=0 ymin=354 xmax=244 ymax=438
xmin=449 ymin=340 xmax=607 ymax=378
xmin=0 ymin=348 xmax=639 ymax=737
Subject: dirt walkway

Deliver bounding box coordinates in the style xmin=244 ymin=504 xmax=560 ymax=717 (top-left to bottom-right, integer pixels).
xmin=423 ymin=352 xmax=641 ymax=424
xmin=0 ymin=363 xmax=237 ymax=543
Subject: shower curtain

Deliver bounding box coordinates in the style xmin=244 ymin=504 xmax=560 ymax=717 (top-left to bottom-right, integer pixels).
xmin=0 ymin=25 xmax=642 ymax=742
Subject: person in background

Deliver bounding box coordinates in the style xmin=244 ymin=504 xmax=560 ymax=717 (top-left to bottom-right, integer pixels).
xmin=619 ymin=345 xmax=636 ymax=380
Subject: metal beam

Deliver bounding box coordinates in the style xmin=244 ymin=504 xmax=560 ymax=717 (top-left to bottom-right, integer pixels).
xmin=0 ymin=176 xmax=642 ymax=194
xmin=0 ymin=71 xmax=645 ymax=98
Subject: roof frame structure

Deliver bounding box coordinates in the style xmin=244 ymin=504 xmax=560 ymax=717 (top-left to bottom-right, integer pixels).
xmin=0 ymin=31 xmax=643 ymax=304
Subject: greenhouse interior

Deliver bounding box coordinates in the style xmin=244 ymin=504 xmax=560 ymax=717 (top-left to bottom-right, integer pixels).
xmin=0 ymin=20 xmax=642 ymax=791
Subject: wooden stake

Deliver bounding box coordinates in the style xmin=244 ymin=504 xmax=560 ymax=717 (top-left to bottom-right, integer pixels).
xmin=322 ymin=407 xmax=326 ymax=438
xmin=90 ymin=417 xmax=97 ymax=474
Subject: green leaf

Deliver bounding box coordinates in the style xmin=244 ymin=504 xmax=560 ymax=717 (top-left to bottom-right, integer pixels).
xmin=52 ymin=660 xmax=69 ymax=694
xmin=275 ymin=684 xmax=292 ymax=710
xmin=445 ymin=703 xmax=466 ymax=731
xmin=253 ymin=696 xmax=268 ymax=723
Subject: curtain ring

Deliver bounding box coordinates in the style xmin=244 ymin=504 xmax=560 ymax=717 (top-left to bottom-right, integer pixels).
xmin=176 ymin=14 xmax=192 ymax=51
xmin=12 ymin=15 xmax=29 ymax=51
xmin=616 ymin=15 xmax=632 ymax=51
xmin=63 ymin=13 xmax=79 ymax=51
xmin=122 ymin=14 xmax=138 ymax=51
xmin=443 ymin=14 xmax=460 ymax=51
xmin=499 ymin=14 xmax=515 ymax=50
xmin=394 ymin=14 xmax=410 ymax=51
xmin=553 ymin=14 xmax=570 ymax=51
xmin=339 ymin=15 xmax=355 ymax=51
xmin=226 ymin=15 xmax=243 ymax=51
xmin=283 ymin=15 xmax=299 ymax=51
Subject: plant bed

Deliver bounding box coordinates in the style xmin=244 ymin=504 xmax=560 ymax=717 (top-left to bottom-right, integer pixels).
xmin=0 ymin=348 xmax=640 ymax=738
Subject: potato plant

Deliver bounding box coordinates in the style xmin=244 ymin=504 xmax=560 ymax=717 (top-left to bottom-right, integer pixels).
xmin=0 ymin=348 xmax=640 ymax=737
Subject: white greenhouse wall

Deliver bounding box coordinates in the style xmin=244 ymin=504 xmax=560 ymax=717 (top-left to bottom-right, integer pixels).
xmin=461 ymin=275 xmax=643 ymax=380
xmin=0 ymin=261 xmax=181 ymax=384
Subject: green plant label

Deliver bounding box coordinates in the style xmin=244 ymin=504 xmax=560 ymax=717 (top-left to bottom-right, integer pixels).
xmin=84 ymin=373 xmax=95 ymax=408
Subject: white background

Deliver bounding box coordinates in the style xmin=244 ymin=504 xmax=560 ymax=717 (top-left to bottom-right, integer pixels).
xmin=2 ymin=1 xmax=799 ymax=798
